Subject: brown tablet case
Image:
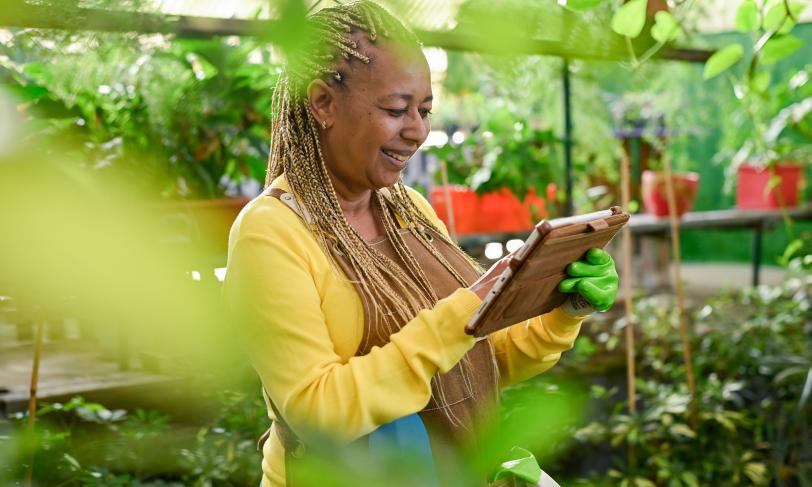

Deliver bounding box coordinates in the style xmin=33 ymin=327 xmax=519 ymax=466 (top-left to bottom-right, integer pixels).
xmin=466 ymin=206 xmax=629 ymax=337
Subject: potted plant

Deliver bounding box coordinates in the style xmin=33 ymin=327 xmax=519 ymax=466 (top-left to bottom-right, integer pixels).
xmin=426 ymin=111 xmax=560 ymax=234
xmin=641 ymin=167 xmax=700 ymax=217
xmin=1 ymin=31 xmax=279 ymax=249
xmin=703 ymin=1 xmax=809 ymax=209
xmin=610 ymin=92 xmax=701 ymax=217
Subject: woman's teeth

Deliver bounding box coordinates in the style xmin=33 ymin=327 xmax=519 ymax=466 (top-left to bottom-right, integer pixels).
xmin=382 ymin=149 xmax=409 ymax=162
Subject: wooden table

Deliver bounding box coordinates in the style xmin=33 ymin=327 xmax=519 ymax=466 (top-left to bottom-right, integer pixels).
xmin=457 ymin=205 xmax=812 ymax=286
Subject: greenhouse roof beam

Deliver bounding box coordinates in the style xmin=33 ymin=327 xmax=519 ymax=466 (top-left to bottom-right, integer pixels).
xmin=0 ymin=4 xmax=713 ymax=63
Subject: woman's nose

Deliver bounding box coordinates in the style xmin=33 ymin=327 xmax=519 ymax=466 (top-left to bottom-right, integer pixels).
xmin=401 ymin=108 xmax=429 ymax=145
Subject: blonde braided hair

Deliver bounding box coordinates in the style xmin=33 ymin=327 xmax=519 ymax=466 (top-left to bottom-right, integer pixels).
xmin=266 ymin=1 xmax=486 ymax=426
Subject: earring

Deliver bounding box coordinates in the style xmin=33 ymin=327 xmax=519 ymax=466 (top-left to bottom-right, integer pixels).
xmin=321 ymin=120 xmax=328 ymax=129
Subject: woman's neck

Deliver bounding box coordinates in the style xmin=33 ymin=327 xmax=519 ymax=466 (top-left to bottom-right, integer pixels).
xmin=325 ymin=170 xmax=374 ymax=218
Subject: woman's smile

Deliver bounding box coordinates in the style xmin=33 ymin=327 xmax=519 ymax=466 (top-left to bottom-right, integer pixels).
xmin=380 ymin=148 xmax=411 ymax=169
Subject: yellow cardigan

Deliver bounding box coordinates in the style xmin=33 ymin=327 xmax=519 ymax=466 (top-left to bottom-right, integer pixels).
xmin=223 ymin=176 xmax=585 ymax=486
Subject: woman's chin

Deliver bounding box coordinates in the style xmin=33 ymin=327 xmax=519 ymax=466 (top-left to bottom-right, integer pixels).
xmin=374 ymin=170 xmax=403 ymax=189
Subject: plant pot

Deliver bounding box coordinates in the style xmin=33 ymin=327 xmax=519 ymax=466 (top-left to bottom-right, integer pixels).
xmin=430 ymin=186 xmax=479 ymax=235
xmin=431 ymin=187 xmax=544 ymax=234
xmin=523 ymin=186 xmax=549 ymax=223
xmin=641 ymin=170 xmax=700 ymax=217
xmin=736 ymin=163 xmax=803 ymax=210
xmin=478 ymin=188 xmax=532 ymax=233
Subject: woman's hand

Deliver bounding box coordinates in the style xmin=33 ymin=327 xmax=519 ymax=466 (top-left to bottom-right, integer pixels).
xmin=469 ymin=254 xmax=514 ymax=300
xmin=558 ymin=248 xmax=618 ymax=312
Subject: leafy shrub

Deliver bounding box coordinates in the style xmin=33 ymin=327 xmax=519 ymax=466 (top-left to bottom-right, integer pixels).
xmin=566 ymin=275 xmax=812 ymax=486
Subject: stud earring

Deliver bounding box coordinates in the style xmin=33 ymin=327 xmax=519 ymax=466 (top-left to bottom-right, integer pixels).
xmin=321 ymin=120 xmax=328 ymax=129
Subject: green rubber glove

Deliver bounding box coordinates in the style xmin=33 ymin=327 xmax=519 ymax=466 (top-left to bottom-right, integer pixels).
xmin=558 ymin=248 xmax=618 ymax=312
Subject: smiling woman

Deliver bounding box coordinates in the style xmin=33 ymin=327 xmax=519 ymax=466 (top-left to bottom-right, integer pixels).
xmin=222 ymin=2 xmax=612 ymax=486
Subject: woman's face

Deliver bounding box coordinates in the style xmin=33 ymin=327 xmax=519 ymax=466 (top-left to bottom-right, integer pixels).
xmin=316 ymin=38 xmax=432 ymax=195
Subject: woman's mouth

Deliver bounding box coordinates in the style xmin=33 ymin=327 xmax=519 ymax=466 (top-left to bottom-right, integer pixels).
xmin=381 ymin=149 xmax=411 ymax=168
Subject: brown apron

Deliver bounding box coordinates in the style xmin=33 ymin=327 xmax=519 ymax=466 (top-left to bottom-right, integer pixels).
xmin=265 ymin=188 xmax=500 ymax=478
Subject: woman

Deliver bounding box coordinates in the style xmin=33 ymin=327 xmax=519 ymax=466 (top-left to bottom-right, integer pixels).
xmin=223 ymin=2 xmax=619 ymax=485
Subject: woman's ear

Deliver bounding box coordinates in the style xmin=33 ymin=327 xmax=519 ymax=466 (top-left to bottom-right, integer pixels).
xmin=307 ymin=79 xmax=336 ymax=129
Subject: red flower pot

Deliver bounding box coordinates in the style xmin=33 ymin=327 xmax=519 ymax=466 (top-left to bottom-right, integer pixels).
xmin=641 ymin=170 xmax=700 ymax=217
xmin=430 ymin=186 xmax=479 ymax=234
xmin=478 ymin=188 xmax=532 ymax=233
xmin=736 ymin=163 xmax=803 ymax=209
xmin=431 ymin=187 xmax=546 ymax=234
xmin=523 ymin=187 xmax=549 ymax=223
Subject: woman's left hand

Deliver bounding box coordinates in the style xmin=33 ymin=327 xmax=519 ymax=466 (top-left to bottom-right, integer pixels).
xmin=558 ymin=248 xmax=619 ymax=312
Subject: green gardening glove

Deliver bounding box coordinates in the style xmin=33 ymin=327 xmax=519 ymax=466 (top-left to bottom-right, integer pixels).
xmin=558 ymin=248 xmax=618 ymax=312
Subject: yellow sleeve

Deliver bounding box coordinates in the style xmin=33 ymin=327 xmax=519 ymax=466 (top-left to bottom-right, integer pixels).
xmin=223 ymin=205 xmax=480 ymax=442
xmin=487 ymin=310 xmax=583 ymax=387
xmin=404 ymin=185 xmax=586 ymax=388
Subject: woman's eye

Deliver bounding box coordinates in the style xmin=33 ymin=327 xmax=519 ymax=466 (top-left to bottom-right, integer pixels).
xmin=386 ymin=109 xmax=407 ymax=117
xmin=419 ymin=109 xmax=433 ymax=118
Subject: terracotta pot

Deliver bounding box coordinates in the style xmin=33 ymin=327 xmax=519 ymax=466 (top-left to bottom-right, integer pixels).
xmin=641 ymin=170 xmax=700 ymax=217
xmin=431 ymin=187 xmax=546 ymax=235
xmin=430 ymin=186 xmax=479 ymax=235
xmin=736 ymin=163 xmax=803 ymax=209
xmin=523 ymin=187 xmax=549 ymax=223
xmin=478 ymin=188 xmax=532 ymax=233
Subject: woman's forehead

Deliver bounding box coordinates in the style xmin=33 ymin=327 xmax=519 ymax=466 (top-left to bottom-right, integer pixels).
xmin=344 ymin=36 xmax=431 ymax=100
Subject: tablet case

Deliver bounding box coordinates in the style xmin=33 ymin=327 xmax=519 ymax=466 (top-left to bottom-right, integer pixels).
xmin=466 ymin=206 xmax=629 ymax=337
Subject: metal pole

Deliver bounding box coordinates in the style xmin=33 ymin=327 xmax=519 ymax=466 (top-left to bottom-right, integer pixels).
xmin=562 ymin=59 xmax=574 ymax=216
xmin=752 ymin=224 xmax=763 ymax=287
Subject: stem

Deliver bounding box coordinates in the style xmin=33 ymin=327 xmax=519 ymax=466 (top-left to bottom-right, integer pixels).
xmin=769 ymin=166 xmax=795 ymax=241
xmin=625 ymin=35 xmax=639 ymax=67
xmin=662 ymin=154 xmax=698 ymax=432
xmin=26 ymin=320 xmax=44 ymax=487
xmin=634 ymin=0 xmax=697 ymax=68
xmin=439 ymin=159 xmax=458 ymax=243
xmin=619 ymin=147 xmax=638 ymax=476
xmin=619 ymin=149 xmax=637 ymax=415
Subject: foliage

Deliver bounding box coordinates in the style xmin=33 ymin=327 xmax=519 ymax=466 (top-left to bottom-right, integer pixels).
xmin=565 ymin=0 xmax=693 ymax=67
xmin=426 ymin=111 xmax=561 ymax=200
xmin=0 ymin=29 xmax=278 ymax=198
xmin=0 ymin=389 xmax=269 ymax=486
xmin=566 ymin=275 xmax=812 ymax=485
xmin=704 ymin=1 xmax=811 ymax=171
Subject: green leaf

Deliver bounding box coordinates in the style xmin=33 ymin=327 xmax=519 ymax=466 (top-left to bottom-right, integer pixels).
xmin=651 ymin=11 xmax=683 ymax=43
xmin=735 ymin=0 xmax=760 ymax=32
xmin=743 ymin=462 xmax=768 ymax=485
xmin=563 ymin=0 xmax=605 ymax=10
xmin=761 ymin=35 xmax=804 ymax=65
xmin=668 ymin=423 xmax=696 ymax=438
xmin=63 ymin=453 xmax=82 ymax=471
xmin=703 ymin=44 xmax=744 ymax=79
xmin=752 ymin=70 xmax=771 ymax=93
xmin=766 ymin=174 xmax=783 ymax=191
xmin=681 ymin=472 xmax=699 ymax=487
xmin=764 ymin=2 xmax=806 ymax=34
xmin=611 ymin=0 xmax=648 ymax=38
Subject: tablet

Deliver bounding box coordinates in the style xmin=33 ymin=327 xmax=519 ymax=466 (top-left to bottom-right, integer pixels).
xmin=465 ymin=207 xmax=629 ymax=337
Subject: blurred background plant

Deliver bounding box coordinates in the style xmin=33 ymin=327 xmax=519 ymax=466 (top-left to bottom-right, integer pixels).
xmin=0 ymin=27 xmax=278 ymax=199
xmin=703 ymin=0 xmax=810 ymax=173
